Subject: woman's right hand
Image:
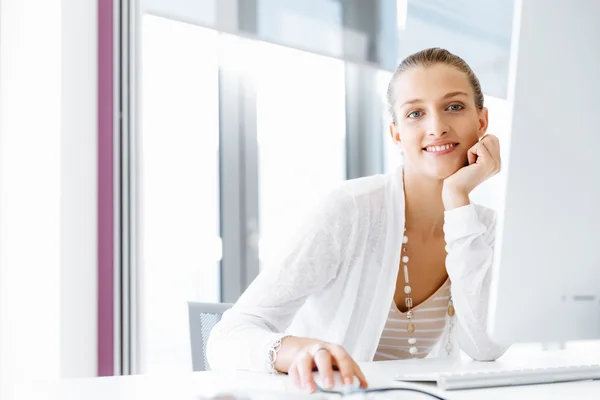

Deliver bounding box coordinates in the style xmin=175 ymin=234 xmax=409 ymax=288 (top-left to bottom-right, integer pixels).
xmin=287 ymin=342 xmax=368 ymax=393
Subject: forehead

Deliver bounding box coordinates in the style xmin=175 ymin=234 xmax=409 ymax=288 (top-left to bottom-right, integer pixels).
xmin=392 ymin=64 xmax=474 ymax=105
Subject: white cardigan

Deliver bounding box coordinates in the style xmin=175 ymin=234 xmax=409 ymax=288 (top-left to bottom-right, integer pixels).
xmin=207 ymin=167 xmax=509 ymax=373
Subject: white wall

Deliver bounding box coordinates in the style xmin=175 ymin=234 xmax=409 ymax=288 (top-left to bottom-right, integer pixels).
xmin=61 ymin=0 xmax=98 ymax=378
xmin=0 ymin=0 xmax=62 ymax=395
xmin=0 ymin=1 xmax=98 ymax=391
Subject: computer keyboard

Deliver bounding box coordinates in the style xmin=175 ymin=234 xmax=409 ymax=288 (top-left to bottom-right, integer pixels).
xmin=395 ymin=364 xmax=600 ymax=390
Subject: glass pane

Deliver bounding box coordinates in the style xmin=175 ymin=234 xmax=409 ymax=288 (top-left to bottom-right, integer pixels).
xmin=141 ymin=0 xmax=217 ymax=27
xmin=257 ymin=0 xmax=344 ymax=58
xmin=140 ymin=15 xmax=220 ymax=373
xmin=256 ymin=42 xmax=346 ymax=267
xmin=398 ymin=0 xmax=515 ymax=98
xmin=378 ymin=70 xmax=400 ymax=174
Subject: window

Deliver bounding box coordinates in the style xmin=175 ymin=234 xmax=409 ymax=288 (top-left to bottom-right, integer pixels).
xmin=255 ymin=42 xmax=347 ymax=267
xmin=397 ymin=0 xmax=514 ymax=99
xmin=378 ymin=70 xmax=398 ymax=173
xmin=256 ymin=0 xmax=344 ymax=58
xmin=119 ymin=0 xmax=398 ymax=375
xmin=140 ymin=15 xmax=221 ymax=373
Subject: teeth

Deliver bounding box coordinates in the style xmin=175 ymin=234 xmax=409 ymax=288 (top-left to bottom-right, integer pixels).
xmin=425 ymin=143 xmax=456 ymax=152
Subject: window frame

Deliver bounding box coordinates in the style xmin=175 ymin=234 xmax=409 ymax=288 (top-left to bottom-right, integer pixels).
xmin=102 ymin=0 xmax=396 ymax=375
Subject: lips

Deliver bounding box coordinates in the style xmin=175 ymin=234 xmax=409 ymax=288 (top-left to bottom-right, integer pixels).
xmin=421 ymin=142 xmax=459 ymax=156
xmin=423 ymin=143 xmax=458 ymax=153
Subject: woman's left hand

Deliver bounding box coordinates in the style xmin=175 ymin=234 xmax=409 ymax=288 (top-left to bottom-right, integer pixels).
xmin=442 ymin=134 xmax=501 ymax=210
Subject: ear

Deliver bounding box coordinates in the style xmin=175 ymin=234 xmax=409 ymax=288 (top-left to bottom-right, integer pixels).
xmin=389 ymin=123 xmax=401 ymax=145
xmin=477 ymin=107 xmax=489 ymax=139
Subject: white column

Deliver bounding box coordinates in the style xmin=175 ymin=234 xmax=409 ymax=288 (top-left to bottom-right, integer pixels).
xmin=61 ymin=0 xmax=98 ymax=378
xmin=0 ymin=0 xmax=62 ymax=395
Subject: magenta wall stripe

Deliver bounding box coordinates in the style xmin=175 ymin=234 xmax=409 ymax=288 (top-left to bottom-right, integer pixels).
xmin=98 ymin=0 xmax=115 ymax=377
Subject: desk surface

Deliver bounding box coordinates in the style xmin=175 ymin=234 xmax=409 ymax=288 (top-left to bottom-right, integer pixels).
xmin=15 ymin=349 xmax=600 ymax=400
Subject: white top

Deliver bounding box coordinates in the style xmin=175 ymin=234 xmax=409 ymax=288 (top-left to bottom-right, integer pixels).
xmin=207 ymin=167 xmax=509 ymax=373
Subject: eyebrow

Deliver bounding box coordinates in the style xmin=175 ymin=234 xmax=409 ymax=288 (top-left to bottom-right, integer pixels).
xmin=399 ymin=91 xmax=470 ymax=109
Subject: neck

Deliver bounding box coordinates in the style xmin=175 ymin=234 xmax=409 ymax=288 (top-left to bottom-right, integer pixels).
xmin=402 ymin=164 xmax=446 ymax=239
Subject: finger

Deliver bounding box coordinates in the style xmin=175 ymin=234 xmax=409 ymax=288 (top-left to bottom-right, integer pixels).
xmin=288 ymin=362 xmax=301 ymax=388
xmin=313 ymin=349 xmax=334 ymax=389
xmin=467 ymin=142 xmax=479 ymax=165
xmin=481 ymin=136 xmax=501 ymax=169
xmin=353 ymin=364 xmax=369 ymax=389
xmin=478 ymin=141 xmax=498 ymax=171
xmin=296 ymin=351 xmax=316 ymax=393
xmin=332 ymin=350 xmax=368 ymax=388
xmin=478 ymin=141 xmax=492 ymax=158
xmin=480 ymin=142 xmax=502 ymax=175
xmin=328 ymin=346 xmax=356 ymax=386
xmin=482 ymin=133 xmax=499 ymax=147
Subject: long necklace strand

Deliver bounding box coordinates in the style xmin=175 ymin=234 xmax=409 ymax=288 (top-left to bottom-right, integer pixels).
xmin=401 ymin=228 xmax=455 ymax=357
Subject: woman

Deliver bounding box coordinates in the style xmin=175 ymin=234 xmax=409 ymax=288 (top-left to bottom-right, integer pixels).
xmin=207 ymin=47 xmax=508 ymax=392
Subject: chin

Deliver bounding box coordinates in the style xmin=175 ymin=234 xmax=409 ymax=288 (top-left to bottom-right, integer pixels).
xmin=404 ymin=153 xmax=468 ymax=180
xmin=426 ymin=168 xmax=456 ymax=181
xmin=421 ymin=160 xmax=464 ymax=181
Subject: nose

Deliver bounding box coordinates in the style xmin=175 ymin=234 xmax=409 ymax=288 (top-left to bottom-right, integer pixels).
xmin=426 ymin=112 xmax=449 ymax=137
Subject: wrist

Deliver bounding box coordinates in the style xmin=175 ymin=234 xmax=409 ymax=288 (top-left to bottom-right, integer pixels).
xmin=273 ymin=336 xmax=320 ymax=373
xmin=442 ymin=187 xmax=470 ymax=210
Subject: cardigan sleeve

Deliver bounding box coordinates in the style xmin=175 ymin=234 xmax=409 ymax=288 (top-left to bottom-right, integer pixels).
xmin=444 ymin=204 xmax=510 ymax=361
xmin=206 ymin=188 xmax=358 ymax=373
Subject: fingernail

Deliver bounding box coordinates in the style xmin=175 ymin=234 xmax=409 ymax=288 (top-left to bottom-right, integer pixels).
xmin=324 ymin=377 xmax=333 ymax=388
xmin=344 ymin=377 xmax=353 ymax=385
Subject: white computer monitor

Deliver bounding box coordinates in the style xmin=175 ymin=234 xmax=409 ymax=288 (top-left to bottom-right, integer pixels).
xmin=487 ymin=0 xmax=600 ymax=345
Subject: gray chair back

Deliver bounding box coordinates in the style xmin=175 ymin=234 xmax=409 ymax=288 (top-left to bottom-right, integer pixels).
xmin=187 ymin=301 xmax=232 ymax=371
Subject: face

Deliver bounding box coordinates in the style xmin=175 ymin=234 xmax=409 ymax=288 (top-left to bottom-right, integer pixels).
xmin=389 ymin=64 xmax=488 ymax=180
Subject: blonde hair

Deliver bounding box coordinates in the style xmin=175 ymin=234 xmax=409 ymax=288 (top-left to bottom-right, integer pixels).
xmin=387 ymin=47 xmax=484 ymax=124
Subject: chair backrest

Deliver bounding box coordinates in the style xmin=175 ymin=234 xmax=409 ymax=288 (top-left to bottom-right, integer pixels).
xmin=187 ymin=301 xmax=232 ymax=372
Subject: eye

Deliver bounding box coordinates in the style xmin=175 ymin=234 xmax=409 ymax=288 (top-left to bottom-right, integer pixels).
xmin=407 ymin=111 xmax=423 ymax=119
xmin=447 ymin=104 xmax=464 ymax=111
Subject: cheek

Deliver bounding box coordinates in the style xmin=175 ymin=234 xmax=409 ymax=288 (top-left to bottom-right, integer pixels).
xmin=398 ymin=125 xmax=423 ymax=151
xmin=455 ymin=146 xmax=470 ymax=167
xmin=461 ymin=131 xmax=481 ymax=149
xmin=403 ymin=138 xmax=421 ymax=151
xmin=453 ymin=115 xmax=482 ymax=143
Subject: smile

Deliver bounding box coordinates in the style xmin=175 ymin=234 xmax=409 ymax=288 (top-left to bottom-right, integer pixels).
xmin=423 ymin=143 xmax=458 ymax=155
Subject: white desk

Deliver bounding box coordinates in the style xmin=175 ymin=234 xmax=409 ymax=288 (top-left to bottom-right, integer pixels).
xmin=14 ymin=349 xmax=600 ymax=400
